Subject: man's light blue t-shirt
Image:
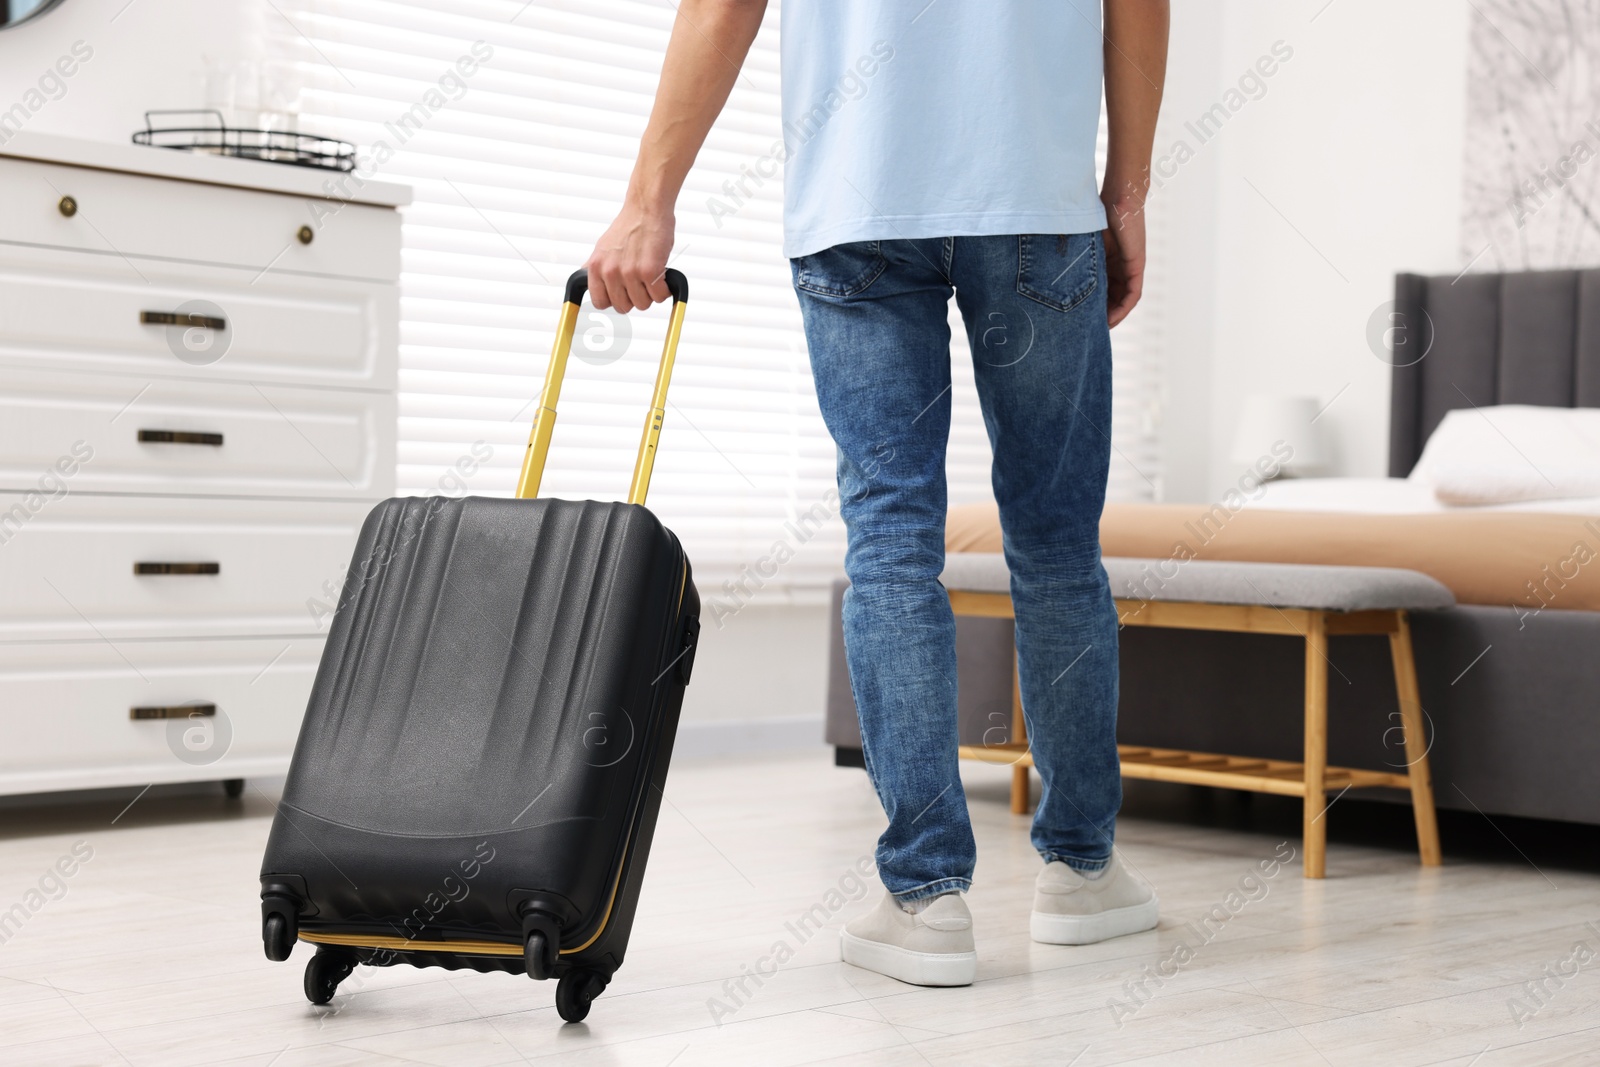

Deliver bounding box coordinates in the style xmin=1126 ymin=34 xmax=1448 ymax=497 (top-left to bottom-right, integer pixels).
xmin=778 ymin=2 xmax=1108 ymax=259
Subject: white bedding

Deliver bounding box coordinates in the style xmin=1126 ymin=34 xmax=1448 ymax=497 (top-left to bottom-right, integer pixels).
xmin=1252 ymin=405 xmax=1600 ymax=514
xmin=1411 ymin=406 xmax=1600 ymax=505
xmin=1252 ymin=477 xmax=1600 ymax=515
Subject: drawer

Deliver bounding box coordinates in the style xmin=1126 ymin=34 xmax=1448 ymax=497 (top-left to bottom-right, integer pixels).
xmin=0 ymin=494 xmax=375 ymax=642
xmin=0 ymin=366 xmax=395 ymax=499
xmin=0 ymin=155 xmax=399 ymax=282
xmin=0 ymin=637 xmax=321 ymax=794
xmin=0 ymin=244 xmax=397 ymax=391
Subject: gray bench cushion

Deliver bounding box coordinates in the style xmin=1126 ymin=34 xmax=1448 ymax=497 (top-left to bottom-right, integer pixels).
xmin=941 ymin=553 xmax=1456 ymax=612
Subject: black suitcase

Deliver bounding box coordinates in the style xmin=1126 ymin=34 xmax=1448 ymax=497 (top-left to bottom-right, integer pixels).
xmin=259 ymin=269 xmax=700 ymax=1023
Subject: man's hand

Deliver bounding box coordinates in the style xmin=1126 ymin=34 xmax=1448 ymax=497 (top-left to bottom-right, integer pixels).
xmin=580 ymin=0 xmax=767 ymax=313
xmin=587 ymin=202 xmax=676 ymax=313
xmin=1102 ymin=191 xmax=1146 ymax=329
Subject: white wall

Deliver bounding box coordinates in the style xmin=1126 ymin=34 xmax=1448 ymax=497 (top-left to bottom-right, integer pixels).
xmin=0 ymin=0 xmax=247 ymax=145
xmin=1157 ymin=0 xmax=1471 ymax=501
xmin=675 ymin=600 xmax=833 ymax=756
xmin=682 ymin=600 xmax=831 ymax=725
xmin=1148 ymin=2 xmax=1223 ymax=506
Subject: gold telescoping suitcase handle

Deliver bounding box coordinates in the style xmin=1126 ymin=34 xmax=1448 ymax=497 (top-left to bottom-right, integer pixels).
xmin=514 ymin=268 xmax=689 ymax=505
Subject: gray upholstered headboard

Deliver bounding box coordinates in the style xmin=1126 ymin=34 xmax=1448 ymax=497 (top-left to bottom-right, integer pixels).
xmin=1389 ymin=269 xmax=1600 ymax=476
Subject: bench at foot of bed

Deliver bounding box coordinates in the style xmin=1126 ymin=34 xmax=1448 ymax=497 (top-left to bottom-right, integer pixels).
xmin=943 ymin=554 xmax=1455 ymax=879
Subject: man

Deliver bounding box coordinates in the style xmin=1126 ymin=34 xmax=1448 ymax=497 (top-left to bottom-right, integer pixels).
xmin=586 ymin=0 xmax=1170 ymax=987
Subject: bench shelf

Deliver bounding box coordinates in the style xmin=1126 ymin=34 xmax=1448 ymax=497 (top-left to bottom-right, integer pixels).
xmin=961 ymin=742 xmax=1414 ymax=797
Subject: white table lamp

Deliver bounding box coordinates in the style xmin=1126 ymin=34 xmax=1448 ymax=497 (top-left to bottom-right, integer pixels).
xmin=1230 ymin=395 xmax=1330 ymax=476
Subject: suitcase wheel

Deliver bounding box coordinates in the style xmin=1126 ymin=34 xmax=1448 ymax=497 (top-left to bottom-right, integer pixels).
xmin=556 ymin=969 xmax=608 ymax=1024
xmin=304 ymin=948 xmax=356 ymax=1006
xmin=262 ymin=913 xmax=295 ymax=962
xmin=523 ymin=912 xmax=561 ymax=981
xmin=524 ymin=930 xmax=554 ymax=981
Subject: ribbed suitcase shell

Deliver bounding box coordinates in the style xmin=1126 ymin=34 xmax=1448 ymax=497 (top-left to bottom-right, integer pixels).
xmin=260 ymin=494 xmax=698 ymax=977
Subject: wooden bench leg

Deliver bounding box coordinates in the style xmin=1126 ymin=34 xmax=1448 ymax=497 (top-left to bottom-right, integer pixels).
xmin=1011 ymin=765 xmax=1031 ymax=815
xmin=1010 ymin=650 xmax=1031 ymax=815
xmin=1303 ymin=612 xmax=1329 ymax=879
xmin=1389 ymin=611 xmax=1442 ymax=867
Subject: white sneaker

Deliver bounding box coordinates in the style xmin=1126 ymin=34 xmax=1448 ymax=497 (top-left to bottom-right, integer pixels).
xmin=840 ymin=892 xmax=977 ymax=987
xmin=1030 ymin=853 xmax=1159 ymax=945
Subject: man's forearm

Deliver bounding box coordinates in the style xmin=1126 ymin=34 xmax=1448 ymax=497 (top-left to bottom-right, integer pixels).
xmin=627 ymin=0 xmax=768 ymax=214
xmin=1102 ymin=0 xmax=1170 ymax=204
xmin=588 ymin=0 xmax=766 ymax=310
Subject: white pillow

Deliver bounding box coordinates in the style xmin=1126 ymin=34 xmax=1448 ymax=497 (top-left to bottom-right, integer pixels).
xmin=1409 ymin=405 xmax=1600 ymax=506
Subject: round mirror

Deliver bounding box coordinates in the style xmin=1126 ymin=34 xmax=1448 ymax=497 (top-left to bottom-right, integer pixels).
xmin=1 ymin=0 xmax=68 ymax=30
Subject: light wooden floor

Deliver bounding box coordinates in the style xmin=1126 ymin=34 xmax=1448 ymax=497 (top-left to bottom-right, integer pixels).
xmin=0 ymin=752 xmax=1596 ymax=1066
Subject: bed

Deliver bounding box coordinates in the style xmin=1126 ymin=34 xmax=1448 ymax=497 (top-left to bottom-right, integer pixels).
xmin=825 ymin=267 xmax=1600 ymax=827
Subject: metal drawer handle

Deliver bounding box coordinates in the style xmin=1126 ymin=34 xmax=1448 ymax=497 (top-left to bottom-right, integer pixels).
xmin=134 ymin=562 xmax=220 ymax=575
xmin=139 ymin=429 xmax=224 ymax=447
xmin=141 ymin=310 xmax=227 ymax=330
xmin=131 ymin=703 xmax=216 ymax=721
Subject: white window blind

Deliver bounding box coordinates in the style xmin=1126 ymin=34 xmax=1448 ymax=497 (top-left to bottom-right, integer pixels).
xmin=266 ymin=0 xmax=1163 ymax=600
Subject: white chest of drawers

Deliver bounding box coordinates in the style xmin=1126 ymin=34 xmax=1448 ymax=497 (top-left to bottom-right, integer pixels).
xmin=0 ymin=133 xmax=408 ymax=796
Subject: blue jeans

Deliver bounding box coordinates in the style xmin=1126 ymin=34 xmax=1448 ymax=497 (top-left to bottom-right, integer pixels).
xmin=792 ymin=234 xmax=1121 ymax=902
